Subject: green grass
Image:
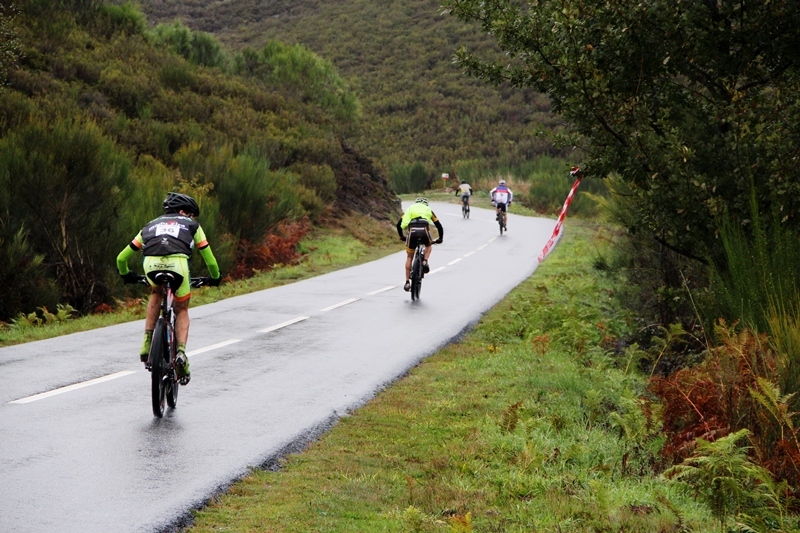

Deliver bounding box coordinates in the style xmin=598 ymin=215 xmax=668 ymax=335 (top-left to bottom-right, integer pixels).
xmin=0 ymin=218 xmax=401 ymax=347
xmin=186 ymin=220 xmax=715 ymax=532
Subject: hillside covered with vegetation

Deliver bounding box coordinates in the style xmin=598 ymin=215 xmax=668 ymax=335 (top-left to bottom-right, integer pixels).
xmin=127 ymin=0 xmax=566 ymax=179
xmin=0 ymin=0 xmax=399 ymax=321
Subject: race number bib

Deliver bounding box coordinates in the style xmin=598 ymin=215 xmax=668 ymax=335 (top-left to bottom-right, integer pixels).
xmin=154 ymin=222 xmax=181 ymax=238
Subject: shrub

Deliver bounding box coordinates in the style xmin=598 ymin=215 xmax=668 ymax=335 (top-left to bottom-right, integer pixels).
xmin=98 ymin=3 xmax=145 ymax=37
xmin=389 ymin=161 xmax=430 ymax=194
xmin=289 ymin=162 xmax=337 ymax=203
xmin=651 ymin=321 xmax=800 ymax=494
xmin=150 ymin=21 xmax=229 ymax=69
xmin=0 ymin=226 xmax=59 ymax=321
xmin=0 ymin=118 xmax=131 ymax=313
xmin=234 ymin=41 xmax=359 ymax=124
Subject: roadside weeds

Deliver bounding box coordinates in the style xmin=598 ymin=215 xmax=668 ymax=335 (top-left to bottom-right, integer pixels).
xmin=187 ymin=220 xmax=715 ymax=532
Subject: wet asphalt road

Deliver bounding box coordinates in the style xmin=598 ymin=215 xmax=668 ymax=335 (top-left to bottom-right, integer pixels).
xmin=0 ymin=201 xmax=558 ymax=532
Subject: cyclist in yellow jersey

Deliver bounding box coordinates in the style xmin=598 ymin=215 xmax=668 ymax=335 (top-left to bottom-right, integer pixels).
xmin=455 ymin=180 xmax=473 ymax=206
xmin=116 ymin=192 xmax=221 ymax=385
xmin=396 ymin=198 xmax=444 ymax=292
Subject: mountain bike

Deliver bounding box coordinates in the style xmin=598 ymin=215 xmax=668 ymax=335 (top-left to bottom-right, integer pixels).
xmin=461 ymin=195 xmax=470 ymax=219
xmin=137 ymin=274 xmax=211 ymax=417
xmin=496 ymin=209 xmax=505 ymax=235
xmin=409 ymin=241 xmax=437 ymax=301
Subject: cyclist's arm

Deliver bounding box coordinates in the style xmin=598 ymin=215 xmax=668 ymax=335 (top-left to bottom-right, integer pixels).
xmin=116 ymin=232 xmax=143 ymax=274
xmin=198 ymin=245 xmax=220 ymax=279
xmin=396 ymin=218 xmax=405 ymax=239
xmin=194 ymin=226 xmax=220 ymax=279
xmin=431 ymin=214 xmax=443 ymax=242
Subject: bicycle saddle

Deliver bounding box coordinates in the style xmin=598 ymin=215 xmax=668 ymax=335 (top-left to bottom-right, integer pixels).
xmin=147 ymin=270 xmax=184 ymax=290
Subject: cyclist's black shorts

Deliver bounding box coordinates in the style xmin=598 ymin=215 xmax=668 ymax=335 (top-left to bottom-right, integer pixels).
xmin=461 ymin=194 xmax=470 ymax=203
xmin=405 ymin=220 xmax=432 ymax=251
xmin=496 ymin=202 xmax=508 ymax=213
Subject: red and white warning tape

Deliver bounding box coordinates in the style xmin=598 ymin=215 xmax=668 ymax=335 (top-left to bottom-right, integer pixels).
xmin=537 ymin=166 xmax=583 ymax=263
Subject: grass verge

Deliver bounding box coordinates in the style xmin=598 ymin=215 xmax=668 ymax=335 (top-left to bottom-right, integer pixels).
xmin=186 ymin=220 xmax=714 ymax=532
xmin=0 ymin=215 xmax=401 ymax=347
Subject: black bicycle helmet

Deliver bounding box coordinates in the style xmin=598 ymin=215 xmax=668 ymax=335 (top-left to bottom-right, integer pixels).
xmin=163 ymin=192 xmax=200 ymax=217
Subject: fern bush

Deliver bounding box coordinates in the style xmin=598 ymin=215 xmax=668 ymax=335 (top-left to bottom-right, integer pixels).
xmin=665 ymin=429 xmax=791 ymax=531
xmin=652 ymin=321 xmax=800 ymax=508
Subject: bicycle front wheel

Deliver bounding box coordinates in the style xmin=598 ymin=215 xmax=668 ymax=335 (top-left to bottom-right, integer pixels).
xmin=150 ymin=320 xmax=168 ymax=418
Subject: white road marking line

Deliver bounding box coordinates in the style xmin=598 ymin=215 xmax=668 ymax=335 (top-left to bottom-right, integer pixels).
xmin=258 ymin=316 xmax=310 ymax=334
xmin=9 ymin=371 xmax=137 ymax=404
xmin=464 ymin=252 xmax=475 ymax=257
xmin=428 ymin=267 xmax=446 ymax=275
xmin=447 ymin=258 xmax=463 ymax=266
xmin=477 ymin=244 xmax=488 ymax=250
xmin=188 ymin=338 xmax=242 ymax=355
xmin=320 ymin=298 xmax=360 ymax=312
xmin=367 ymin=285 xmax=396 ymax=295
xmin=488 ymin=237 xmax=498 ymax=243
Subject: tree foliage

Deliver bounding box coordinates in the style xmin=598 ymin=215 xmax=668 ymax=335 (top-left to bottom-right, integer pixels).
xmin=0 ymin=2 xmax=20 ymax=84
xmin=0 ymin=1 xmax=396 ymax=320
xmin=443 ymin=0 xmax=800 ymax=267
xmin=129 ymin=0 xmax=567 ymax=171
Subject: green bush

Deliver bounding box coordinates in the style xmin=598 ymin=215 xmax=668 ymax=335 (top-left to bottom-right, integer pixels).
xmin=150 ymin=21 xmax=229 ymax=69
xmin=290 ymin=162 xmax=337 ymax=203
xmin=98 ymin=68 xmax=155 ymax=118
xmin=234 ymin=42 xmax=359 ymax=124
xmin=0 ymin=118 xmax=131 ymax=313
xmin=0 ymin=226 xmax=60 ymax=321
xmin=389 ymin=161 xmax=431 ymax=194
xmin=159 ymin=59 xmax=197 ymax=92
xmin=98 ymin=3 xmax=145 ymax=36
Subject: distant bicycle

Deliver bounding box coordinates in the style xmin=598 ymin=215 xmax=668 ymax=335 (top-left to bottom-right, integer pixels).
xmin=495 ymin=209 xmax=506 ymax=235
xmin=461 ymin=195 xmax=470 ymax=219
xmin=409 ymin=240 xmax=436 ymax=301
xmin=137 ymin=273 xmax=211 ymax=417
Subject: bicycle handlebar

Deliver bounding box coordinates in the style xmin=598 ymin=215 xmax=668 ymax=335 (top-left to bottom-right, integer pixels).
xmin=135 ymin=275 xmax=214 ymax=288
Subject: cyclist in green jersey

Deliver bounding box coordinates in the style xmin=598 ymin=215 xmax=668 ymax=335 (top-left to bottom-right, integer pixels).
xmin=116 ymin=192 xmax=221 ymax=385
xmin=396 ymin=198 xmax=444 ymax=292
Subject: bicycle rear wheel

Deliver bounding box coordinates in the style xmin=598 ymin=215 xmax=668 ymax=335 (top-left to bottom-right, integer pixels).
xmin=150 ymin=320 xmax=168 ymax=418
xmin=410 ymin=249 xmax=422 ymax=301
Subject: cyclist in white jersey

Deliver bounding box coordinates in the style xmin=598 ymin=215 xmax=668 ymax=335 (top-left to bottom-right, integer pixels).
xmin=489 ymin=179 xmax=513 ymax=229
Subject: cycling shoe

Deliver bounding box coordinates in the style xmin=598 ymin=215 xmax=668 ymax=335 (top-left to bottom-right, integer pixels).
xmin=422 ymin=261 xmax=430 ymax=274
xmin=404 ymin=280 xmax=411 ymax=292
xmin=176 ymin=352 xmax=191 ymax=385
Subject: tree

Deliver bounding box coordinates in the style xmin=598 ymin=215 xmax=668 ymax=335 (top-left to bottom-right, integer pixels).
xmin=0 ymin=119 xmax=131 ymax=313
xmin=443 ymin=0 xmax=800 ymax=267
xmin=0 ymin=2 xmax=20 ymax=84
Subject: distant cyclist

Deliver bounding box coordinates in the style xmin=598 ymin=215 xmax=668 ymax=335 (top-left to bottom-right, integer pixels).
xmin=455 ymin=180 xmax=473 ymax=207
xmin=116 ymin=192 xmax=222 ymax=385
xmin=396 ymin=198 xmax=444 ymax=292
xmin=489 ymin=179 xmax=513 ymax=229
